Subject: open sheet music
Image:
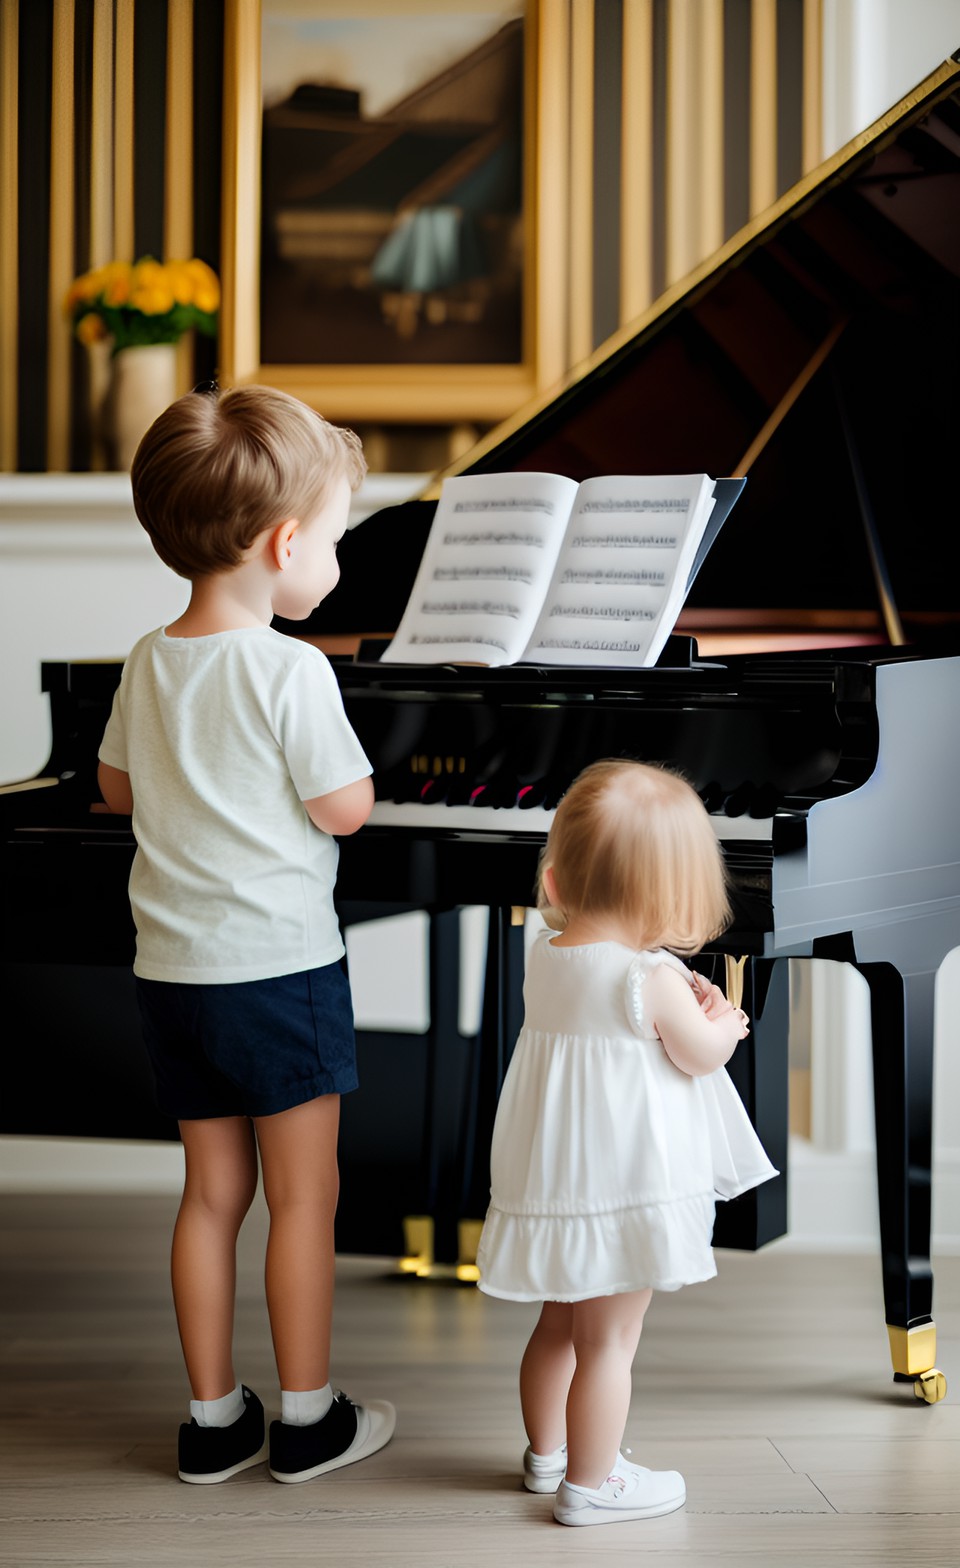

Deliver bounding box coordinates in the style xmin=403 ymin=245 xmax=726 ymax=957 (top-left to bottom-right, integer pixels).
xmin=381 ymin=471 xmax=745 ymax=668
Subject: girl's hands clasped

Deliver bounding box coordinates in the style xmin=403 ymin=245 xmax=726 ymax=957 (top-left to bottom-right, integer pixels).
xmin=691 ymin=972 xmax=750 ymax=1035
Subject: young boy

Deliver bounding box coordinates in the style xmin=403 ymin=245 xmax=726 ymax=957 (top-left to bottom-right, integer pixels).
xmin=97 ymin=383 xmax=395 ymax=1484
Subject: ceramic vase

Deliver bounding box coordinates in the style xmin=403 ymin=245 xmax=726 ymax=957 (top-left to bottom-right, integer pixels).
xmin=108 ymin=343 xmax=178 ymax=471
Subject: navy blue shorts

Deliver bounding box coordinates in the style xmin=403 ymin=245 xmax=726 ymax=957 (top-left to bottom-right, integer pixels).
xmin=135 ymin=961 xmax=359 ymax=1120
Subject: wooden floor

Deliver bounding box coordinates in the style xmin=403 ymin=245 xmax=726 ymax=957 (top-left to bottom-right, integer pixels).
xmin=2 ymin=1193 xmax=959 ymax=1566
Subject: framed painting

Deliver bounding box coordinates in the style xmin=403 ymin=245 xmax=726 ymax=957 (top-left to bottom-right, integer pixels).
xmin=220 ymin=0 xmax=566 ymax=425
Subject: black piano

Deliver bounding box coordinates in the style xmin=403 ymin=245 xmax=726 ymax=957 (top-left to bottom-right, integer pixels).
xmin=4 ymin=54 xmax=959 ymax=1402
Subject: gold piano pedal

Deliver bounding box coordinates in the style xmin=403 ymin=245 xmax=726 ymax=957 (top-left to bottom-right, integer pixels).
xmin=398 ymin=1215 xmax=483 ymax=1283
xmin=399 ymin=1215 xmax=434 ymax=1277
xmin=456 ymin=1219 xmax=483 ymax=1283
xmin=887 ymin=1323 xmax=947 ymax=1403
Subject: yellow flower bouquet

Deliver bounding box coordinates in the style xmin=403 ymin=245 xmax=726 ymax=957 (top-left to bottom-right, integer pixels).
xmin=64 ymin=256 xmax=220 ymax=353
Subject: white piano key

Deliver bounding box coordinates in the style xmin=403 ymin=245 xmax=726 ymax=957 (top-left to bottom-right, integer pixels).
xmin=366 ymin=800 xmax=778 ymax=840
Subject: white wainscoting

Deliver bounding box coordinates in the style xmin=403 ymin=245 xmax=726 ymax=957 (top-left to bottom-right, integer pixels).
xmin=1 ymin=474 xmax=957 ymax=1254
xmin=0 ymin=471 xmax=425 ymax=787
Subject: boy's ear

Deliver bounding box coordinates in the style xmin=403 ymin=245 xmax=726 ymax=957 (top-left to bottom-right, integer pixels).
xmin=542 ymin=864 xmax=559 ymax=907
xmin=271 ymin=517 xmax=300 ymax=570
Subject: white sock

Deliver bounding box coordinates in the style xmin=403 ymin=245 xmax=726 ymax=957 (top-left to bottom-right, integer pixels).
xmin=190 ymin=1384 xmax=245 ymax=1428
xmin=281 ymin=1383 xmax=334 ymax=1426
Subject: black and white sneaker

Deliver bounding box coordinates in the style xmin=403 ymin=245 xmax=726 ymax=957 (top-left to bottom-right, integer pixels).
xmin=177 ymin=1386 xmax=267 ymax=1484
xmin=268 ymin=1390 xmax=396 ymax=1483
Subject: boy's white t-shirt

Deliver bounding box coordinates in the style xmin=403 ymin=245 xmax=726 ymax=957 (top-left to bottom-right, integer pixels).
xmin=98 ymin=625 xmax=373 ymax=983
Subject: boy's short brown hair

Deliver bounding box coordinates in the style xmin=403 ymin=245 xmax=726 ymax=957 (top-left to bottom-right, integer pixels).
xmin=130 ymin=384 xmax=367 ymax=578
xmin=536 ymin=758 xmax=732 ymax=956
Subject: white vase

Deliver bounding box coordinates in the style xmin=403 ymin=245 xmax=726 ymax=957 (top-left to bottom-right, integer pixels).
xmin=108 ymin=344 xmax=178 ymax=471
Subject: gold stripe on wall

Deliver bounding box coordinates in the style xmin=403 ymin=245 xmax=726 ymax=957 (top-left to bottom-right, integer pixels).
xmin=802 ymin=0 xmax=823 ymax=173
xmin=698 ymin=0 xmax=724 ymax=259
xmin=749 ymin=0 xmax=778 ymax=215
xmin=164 ymin=0 xmax=193 ymax=256
xmin=113 ymin=0 xmax=135 ymax=261
xmin=221 ymin=0 xmax=262 ymax=387
xmin=619 ymin=0 xmax=653 ymax=326
xmin=567 ymin=0 xmax=594 ymax=366
xmin=87 ymin=0 xmax=115 ymax=470
xmin=165 ymin=0 xmax=194 ymax=396
xmin=664 ymin=0 xmax=698 ymax=285
xmin=532 ymin=0 xmax=570 ymax=392
xmin=0 ymin=0 xmax=18 ymax=471
xmin=46 ymin=0 xmax=75 ymax=471
xmin=90 ymin=0 xmax=114 ymax=266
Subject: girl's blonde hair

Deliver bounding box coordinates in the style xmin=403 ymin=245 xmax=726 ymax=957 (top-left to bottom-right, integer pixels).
xmin=536 ymin=758 xmax=732 ymax=955
xmin=131 ymin=383 xmax=366 ymax=579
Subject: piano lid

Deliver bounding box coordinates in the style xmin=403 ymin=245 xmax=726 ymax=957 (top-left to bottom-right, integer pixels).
xmin=313 ymin=53 xmax=960 ymax=646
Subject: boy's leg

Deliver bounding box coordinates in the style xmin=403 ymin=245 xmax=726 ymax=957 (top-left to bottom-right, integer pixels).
xmin=256 ymin=1094 xmax=396 ymax=1483
xmin=254 ymin=1094 xmax=341 ymax=1392
xmin=173 ymin=1115 xmax=259 ymax=1399
xmin=564 ymin=1289 xmax=653 ymax=1490
xmin=520 ymin=1301 xmax=575 ymax=1456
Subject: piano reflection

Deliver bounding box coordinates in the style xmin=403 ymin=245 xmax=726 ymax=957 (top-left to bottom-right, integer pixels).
xmin=3 ymin=54 xmax=960 ymax=1403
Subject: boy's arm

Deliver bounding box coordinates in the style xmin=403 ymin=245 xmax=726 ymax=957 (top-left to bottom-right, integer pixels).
xmin=645 ymin=962 xmax=748 ymax=1077
xmin=98 ymin=761 xmax=134 ymax=815
xmin=303 ymin=774 xmax=374 ymax=836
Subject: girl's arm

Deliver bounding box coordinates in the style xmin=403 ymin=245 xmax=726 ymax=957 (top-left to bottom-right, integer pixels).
xmin=97 ymin=761 xmax=134 ymax=815
xmin=303 ymin=774 xmax=375 ymax=836
xmin=645 ymin=962 xmax=749 ymax=1077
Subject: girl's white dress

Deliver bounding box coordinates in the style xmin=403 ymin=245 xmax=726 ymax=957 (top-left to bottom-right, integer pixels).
xmin=476 ymin=933 xmax=778 ymax=1302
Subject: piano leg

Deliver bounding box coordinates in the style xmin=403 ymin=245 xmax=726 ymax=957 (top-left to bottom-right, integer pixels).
xmin=859 ymin=959 xmax=947 ymax=1403
xmin=409 ymin=906 xmax=472 ymax=1273
xmin=710 ymin=955 xmax=789 ymax=1250
xmin=337 ymin=903 xmax=473 ymax=1273
xmin=456 ymin=905 xmax=526 ymax=1269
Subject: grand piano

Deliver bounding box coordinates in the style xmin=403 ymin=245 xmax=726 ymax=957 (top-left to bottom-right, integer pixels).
xmin=3 ymin=54 xmax=959 ymax=1403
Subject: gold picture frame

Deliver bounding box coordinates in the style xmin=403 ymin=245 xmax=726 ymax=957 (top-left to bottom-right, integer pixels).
xmin=219 ymin=0 xmax=566 ymax=425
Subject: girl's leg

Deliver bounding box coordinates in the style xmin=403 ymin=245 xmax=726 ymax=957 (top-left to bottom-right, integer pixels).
xmin=254 ymin=1094 xmax=341 ymax=1392
xmin=564 ymin=1288 xmax=653 ymax=1490
xmin=172 ymin=1115 xmax=259 ymax=1400
xmin=519 ymin=1302 xmax=575 ymax=1455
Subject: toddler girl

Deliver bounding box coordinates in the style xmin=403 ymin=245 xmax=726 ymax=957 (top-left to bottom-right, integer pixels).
xmin=476 ymin=758 xmax=777 ymax=1526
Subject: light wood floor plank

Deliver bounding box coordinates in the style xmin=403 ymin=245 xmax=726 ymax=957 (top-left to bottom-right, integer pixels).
xmin=2 ymin=1193 xmax=959 ymax=1564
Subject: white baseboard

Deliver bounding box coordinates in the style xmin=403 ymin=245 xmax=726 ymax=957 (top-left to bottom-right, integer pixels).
xmin=0 ymin=1136 xmax=184 ymax=1195
xmin=779 ymin=1137 xmax=960 ymax=1255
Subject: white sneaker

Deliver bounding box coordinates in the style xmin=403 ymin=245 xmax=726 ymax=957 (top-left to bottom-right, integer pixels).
xmin=522 ymin=1442 xmax=566 ymax=1492
xmin=553 ymin=1463 xmax=686 ymax=1526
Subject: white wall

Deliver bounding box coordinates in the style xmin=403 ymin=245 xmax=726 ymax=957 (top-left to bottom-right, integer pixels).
xmin=0 ymin=472 xmax=424 ymax=788
xmin=822 ymin=0 xmax=959 ymax=157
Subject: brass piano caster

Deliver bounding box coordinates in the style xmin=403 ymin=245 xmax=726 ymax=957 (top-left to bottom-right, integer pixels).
xmin=887 ymin=1323 xmax=946 ymax=1404
xmin=914 ymin=1369 xmax=947 ymax=1404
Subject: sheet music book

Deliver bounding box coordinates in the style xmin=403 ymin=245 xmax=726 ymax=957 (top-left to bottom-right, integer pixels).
xmin=381 ymin=471 xmax=746 ymax=669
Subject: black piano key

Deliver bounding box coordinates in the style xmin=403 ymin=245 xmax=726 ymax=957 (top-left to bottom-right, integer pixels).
xmin=698 ymin=781 xmax=724 ymax=813
xmin=749 ymin=783 xmax=781 ymax=819
xmin=722 ymin=783 xmax=755 ymax=818
xmin=516 ymin=782 xmax=547 ymax=809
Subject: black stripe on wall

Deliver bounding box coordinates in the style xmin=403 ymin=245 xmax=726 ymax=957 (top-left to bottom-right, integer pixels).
xmin=776 ymin=0 xmax=804 ymax=195
xmin=133 ymin=0 xmax=168 ymax=261
xmin=193 ymin=0 xmax=224 ymax=383
xmin=723 ymin=0 xmax=751 ymax=240
xmin=71 ymin=0 xmax=95 ymax=468
xmin=593 ymin=0 xmax=623 ymax=349
xmin=16 ymin=0 xmax=54 ymax=471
